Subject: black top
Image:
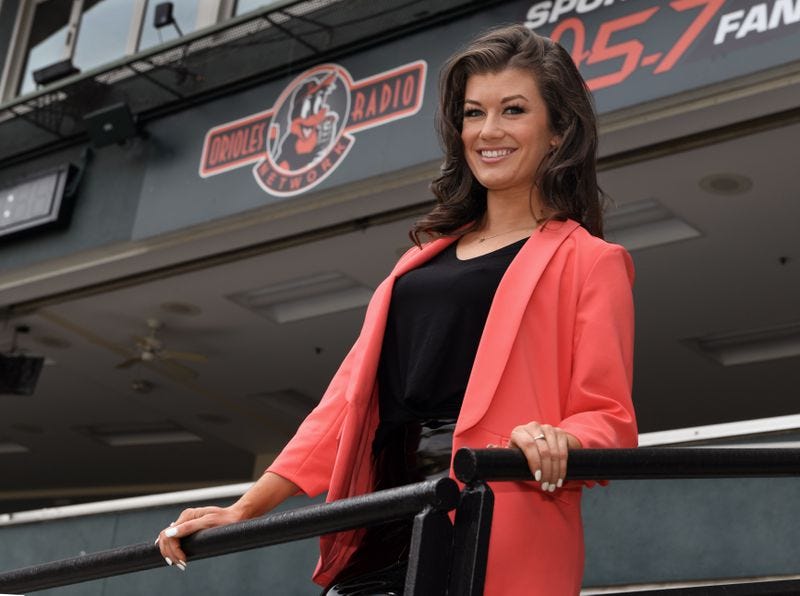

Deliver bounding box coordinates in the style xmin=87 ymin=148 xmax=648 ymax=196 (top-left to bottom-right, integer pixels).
xmin=373 ymin=237 xmax=526 ymax=453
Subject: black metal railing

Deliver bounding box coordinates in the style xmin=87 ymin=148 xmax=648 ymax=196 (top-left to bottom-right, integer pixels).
xmin=0 ymin=478 xmax=458 ymax=594
xmin=1 ymin=448 xmax=799 ymax=595
xmin=450 ymin=447 xmax=800 ymax=596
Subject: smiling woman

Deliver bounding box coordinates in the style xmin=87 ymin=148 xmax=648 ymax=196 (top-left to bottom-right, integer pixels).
xmin=156 ymin=24 xmax=636 ymax=596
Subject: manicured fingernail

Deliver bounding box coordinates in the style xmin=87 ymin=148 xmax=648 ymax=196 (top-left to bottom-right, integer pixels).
xmin=154 ymin=537 xmax=160 ymax=545
xmin=164 ymin=557 xmax=173 ymax=566
xmin=176 ymin=562 xmax=186 ymax=572
xmin=165 ymin=527 xmax=178 ymax=538
xmin=557 ymin=478 xmax=563 ymax=488
xmin=541 ymin=481 xmax=549 ymax=491
xmin=549 ymin=484 xmax=556 ymax=492
xmin=179 ymin=560 xmax=187 ymax=567
xmin=534 ymin=469 xmax=542 ymax=482
xmin=169 ymin=522 xmax=176 ymax=527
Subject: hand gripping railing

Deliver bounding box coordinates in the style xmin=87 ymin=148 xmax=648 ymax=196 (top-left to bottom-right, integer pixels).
xmin=450 ymin=447 xmax=800 ymax=596
xmin=0 ymin=477 xmax=459 ymax=595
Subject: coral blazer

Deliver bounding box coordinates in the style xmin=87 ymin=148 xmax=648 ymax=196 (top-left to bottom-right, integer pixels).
xmin=268 ymin=219 xmax=638 ymax=595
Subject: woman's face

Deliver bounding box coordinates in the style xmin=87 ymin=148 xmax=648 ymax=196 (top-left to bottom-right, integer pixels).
xmin=461 ymin=68 xmax=558 ymax=197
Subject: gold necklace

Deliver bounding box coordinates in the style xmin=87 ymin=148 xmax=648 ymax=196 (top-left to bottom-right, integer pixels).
xmin=477 ymin=225 xmax=536 ymax=243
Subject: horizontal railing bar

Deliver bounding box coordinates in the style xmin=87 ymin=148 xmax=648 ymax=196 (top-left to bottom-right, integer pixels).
xmin=596 ymin=577 xmax=800 ymax=595
xmin=0 ymin=477 xmax=459 ymax=594
xmin=453 ymin=448 xmax=800 ymax=484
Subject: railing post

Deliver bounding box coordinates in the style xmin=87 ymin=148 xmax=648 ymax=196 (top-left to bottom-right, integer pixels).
xmin=447 ymin=482 xmax=494 ymax=596
xmin=404 ymin=505 xmax=454 ymax=596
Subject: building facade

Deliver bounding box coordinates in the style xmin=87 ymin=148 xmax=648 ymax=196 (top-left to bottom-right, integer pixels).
xmin=0 ymin=0 xmax=799 ymax=592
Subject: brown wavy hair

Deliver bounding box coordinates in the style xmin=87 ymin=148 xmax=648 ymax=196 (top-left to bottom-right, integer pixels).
xmin=411 ymin=24 xmax=604 ymax=245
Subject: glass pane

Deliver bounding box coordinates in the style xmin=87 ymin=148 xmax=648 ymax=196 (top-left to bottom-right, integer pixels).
xmin=18 ymin=0 xmax=73 ymax=96
xmin=138 ymin=0 xmax=200 ymax=51
xmin=234 ymin=0 xmax=282 ymax=16
xmin=73 ymin=0 xmax=136 ymax=73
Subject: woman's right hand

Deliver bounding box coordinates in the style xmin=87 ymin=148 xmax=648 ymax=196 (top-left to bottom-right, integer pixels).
xmin=154 ymin=471 xmax=299 ymax=571
xmin=156 ymin=504 xmax=247 ymax=570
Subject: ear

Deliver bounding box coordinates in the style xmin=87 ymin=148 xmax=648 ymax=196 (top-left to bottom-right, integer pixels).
xmin=549 ymin=134 xmax=561 ymax=149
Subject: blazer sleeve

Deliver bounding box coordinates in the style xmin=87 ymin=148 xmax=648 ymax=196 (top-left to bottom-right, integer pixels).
xmin=558 ymin=243 xmax=638 ymax=449
xmin=266 ymin=342 xmax=355 ymax=497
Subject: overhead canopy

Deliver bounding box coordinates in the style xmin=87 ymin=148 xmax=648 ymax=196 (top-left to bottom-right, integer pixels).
xmin=0 ymin=0 xmax=484 ymax=165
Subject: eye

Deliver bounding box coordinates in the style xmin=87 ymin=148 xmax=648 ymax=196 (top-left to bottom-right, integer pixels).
xmin=504 ymin=104 xmax=525 ymax=115
xmin=313 ymin=93 xmax=324 ymax=113
xmin=463 ymin=108 xmax=483 ymax=119
xmin=301 ymin=97 xmax=311 ymax=119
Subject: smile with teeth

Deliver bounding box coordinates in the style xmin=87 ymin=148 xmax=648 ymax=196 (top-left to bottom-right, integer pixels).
xmin=480 ymin=148 xmax=515 ymax=158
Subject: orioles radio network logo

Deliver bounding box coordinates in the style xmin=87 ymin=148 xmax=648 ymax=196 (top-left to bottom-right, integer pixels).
xmin=199 ymin=61 xmax=427 ymax=197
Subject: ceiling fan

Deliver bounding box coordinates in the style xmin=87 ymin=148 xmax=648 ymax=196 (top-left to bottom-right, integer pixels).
xmin=115 ymin=318 xmax=207 ymax=377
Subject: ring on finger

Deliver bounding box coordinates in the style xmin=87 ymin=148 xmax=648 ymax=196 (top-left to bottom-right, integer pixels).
xmin=532 ymin=433 xmax=546 ymax=441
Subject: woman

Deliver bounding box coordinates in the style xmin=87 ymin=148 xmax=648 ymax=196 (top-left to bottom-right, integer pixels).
xmin=157 ymin=24 xmax=637 ymax=595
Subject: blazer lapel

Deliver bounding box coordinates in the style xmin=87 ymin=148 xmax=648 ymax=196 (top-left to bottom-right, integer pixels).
xmin=345 ymin=236 xmax=458 ymax=404
xmin=457 ymin=220 xmax=580 ymax=433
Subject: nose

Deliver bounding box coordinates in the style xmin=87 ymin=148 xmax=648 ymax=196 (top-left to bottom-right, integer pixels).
xmin=479 ymin=113 xmax=504 ymax=140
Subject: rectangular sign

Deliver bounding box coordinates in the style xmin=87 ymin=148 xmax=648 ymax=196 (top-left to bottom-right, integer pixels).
xmin=521 ymin=0 xmax=800 ymax=112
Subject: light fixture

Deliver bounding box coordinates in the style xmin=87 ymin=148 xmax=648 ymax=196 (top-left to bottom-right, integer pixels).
xmin=101 ymin=430 xmax=201 ymax=447
xmin=79 ymin=421 xmax=202 ymax=447
xmin=604 ymin=198 xmax=701 ymax=251
xmin=687 ymin=321 xmax=800 ymax=366
xmin=0 ymin=442 xmax=29 ymax=454
xmin=32 ymin=58 xmax=80 ymax=87
xmin=228 ymin=271 xmax=373 ymax=324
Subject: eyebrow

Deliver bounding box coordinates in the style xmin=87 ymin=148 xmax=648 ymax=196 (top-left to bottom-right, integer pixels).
xmin=464 ymin=94 xmax=529 ymax=105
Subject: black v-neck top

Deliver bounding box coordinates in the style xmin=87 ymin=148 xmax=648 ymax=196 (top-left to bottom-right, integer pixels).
xmin=373 ymin=237 xmax=527 ymax=453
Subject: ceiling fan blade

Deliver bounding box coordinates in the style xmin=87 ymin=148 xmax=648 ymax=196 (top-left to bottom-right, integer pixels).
xmin=160 ymin=350 xmax=208 ymax=363
xmin=154 ymin=359 xmax=199 ymax=380
xmin=115 ymin=357 xmax=141 ymax=369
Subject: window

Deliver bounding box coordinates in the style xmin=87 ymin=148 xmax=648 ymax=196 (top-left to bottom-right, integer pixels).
xmin=17 ymin=0 xmax=74 ymax=97
xmin=138 ymin=0 xmax=201 ymax=52
xmin=233 ymin=0 xmax=281 ymax=17
xmin=2 ymin=0 xmax=223 ymax=101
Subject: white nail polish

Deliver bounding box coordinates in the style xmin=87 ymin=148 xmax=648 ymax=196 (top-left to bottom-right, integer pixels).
xmin=164 ymin=557 xmax=173 ymax=566
xmin=549 ymin=484 xmax=556 ymax=492
xmin=179 ymin=560 xmax=187 ymax=567
xmin=541 ymin=482 xmax=549 ymax=491
xmin=154 ymin=537 xmax=159 ymax=545
xmin=534 ymin=469 xmax=542 ymax=482
xmin=176 ymin=562 xmax=186 ymax=572
xmin=557 ymin=478 xmax=563 ymax=488
xmin=164 ymin=527 xmax=178 ymax=538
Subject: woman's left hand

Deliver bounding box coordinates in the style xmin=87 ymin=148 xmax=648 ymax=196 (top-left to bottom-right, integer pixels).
xmin=508 ymin=422 xmax=582 ymax=492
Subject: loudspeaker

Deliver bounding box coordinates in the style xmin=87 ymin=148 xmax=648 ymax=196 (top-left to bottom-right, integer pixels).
xmin=0 ymin=354 xmax=44 ymax=395
xmin=83 ymin=102 xmax=138 ymax=147
xmin=32 ymin=58 xmax=80 ymax=86
xmin=154 ymin=2 xmax=175 ymax=28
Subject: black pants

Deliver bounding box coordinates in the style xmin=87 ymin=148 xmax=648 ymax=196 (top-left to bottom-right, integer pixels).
xmin=322 ymin=419 xmax=455 ymax=596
